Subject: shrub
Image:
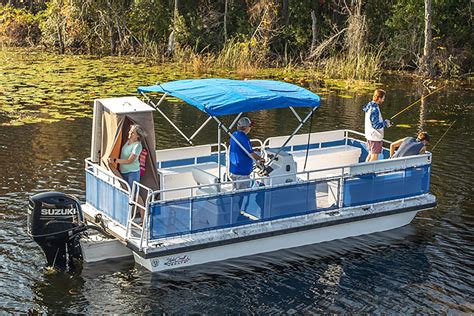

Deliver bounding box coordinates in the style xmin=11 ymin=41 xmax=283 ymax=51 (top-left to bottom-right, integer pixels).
xmin=0 ymin=5 xmax=40 ymax=46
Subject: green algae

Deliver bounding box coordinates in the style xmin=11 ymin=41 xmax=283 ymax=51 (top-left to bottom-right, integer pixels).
xmin=0 ymin=47 xmax=380 ymax=126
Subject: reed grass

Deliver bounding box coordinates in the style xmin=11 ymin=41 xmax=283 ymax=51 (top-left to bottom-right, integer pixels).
xmin=140 ymin=40 xmax=166 ymax=63
xmin=145 ymin=38 xmax=382 ymax=82
xmin=215 ymin=38 xmax=264 ymax=73
xmin=320 ymin=47 xmax=383 ymax=80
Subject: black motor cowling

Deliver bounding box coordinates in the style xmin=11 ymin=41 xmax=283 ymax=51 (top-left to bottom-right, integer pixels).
xmin=27 ymin=192 xmax=85 ymax=271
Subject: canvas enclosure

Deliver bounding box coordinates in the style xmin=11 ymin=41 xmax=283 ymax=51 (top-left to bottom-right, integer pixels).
xmin=91 ymin=97 xmax=160 ymax=202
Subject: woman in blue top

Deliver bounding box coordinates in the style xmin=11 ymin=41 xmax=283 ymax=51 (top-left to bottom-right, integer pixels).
xmin=108 ymin=124 xmax=146 ymax=190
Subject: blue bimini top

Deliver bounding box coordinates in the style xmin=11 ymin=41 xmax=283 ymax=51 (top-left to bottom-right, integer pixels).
xmin=137 ymin=78 xmax=321 ymax=116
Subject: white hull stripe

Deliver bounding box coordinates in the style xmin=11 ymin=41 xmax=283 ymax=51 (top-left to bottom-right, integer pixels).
xmin=129 ymin=201 xmax=436 ymax=259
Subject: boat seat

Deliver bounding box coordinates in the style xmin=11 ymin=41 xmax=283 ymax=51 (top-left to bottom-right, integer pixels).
xmin=192 ymin=167 xmax=221 ymax=195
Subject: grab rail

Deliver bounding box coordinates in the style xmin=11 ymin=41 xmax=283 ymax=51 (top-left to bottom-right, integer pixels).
xmin=127 ymin=181 xmax=153 ymax=251
xmin=85 ymin=159 xmax=130 ymax=194
xmin=156 ymin=142 xmax=228 ymax=168
xmin=345 ymin=129 xmax=393 ymax=147
xmin=148 ymin=149 xmax=432 ymax=203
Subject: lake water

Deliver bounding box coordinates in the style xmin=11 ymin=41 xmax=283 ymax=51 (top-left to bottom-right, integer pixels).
xmin=0 ymin=48 xmax=473 ymax=313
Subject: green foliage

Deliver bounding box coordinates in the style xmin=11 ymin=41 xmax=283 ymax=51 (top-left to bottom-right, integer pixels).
xmin=0 ymin=4 xmax=41 ymax=46
xmin=128 ymin=0 xmax=171 ymax=44
xmin=215 ymin=37 xmax=262 ymax=69
xmin=320 ymin=47 xmax=383 ymax=81
xmin=383 ymin=0 xmax=424 ymax=69
xmin=172 ymin=13 xmax=191 ymax=46
xmin=1 ymin=0 xmax=471 ymax=78
xmin=38 ymin=0 xmax=85 ymax=52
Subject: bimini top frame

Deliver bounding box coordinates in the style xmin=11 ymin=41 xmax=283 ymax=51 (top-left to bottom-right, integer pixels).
xmin=138 ymin=78 xmax=321 ymax=178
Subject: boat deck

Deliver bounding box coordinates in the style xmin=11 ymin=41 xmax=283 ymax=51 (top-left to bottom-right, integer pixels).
xmin=84 ymin=129 xmax=433 ymax=258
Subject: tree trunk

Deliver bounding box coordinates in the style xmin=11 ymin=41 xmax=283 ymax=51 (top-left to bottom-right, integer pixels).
xmin=420 ymin=0 xmax=434 ymax=77
xmin=281 ymin=0 xmax=289 ymax=25
xmin=56 ymin=22 xmax=64 ymax=54
xmin=345 ymin=0 xmax=366 ymax=58
xmin=108 ymin=19 xmax=115 ymax=55
xmin=224 ymin=0 xmax=228 ymax=42
xmin=310 ymin=10 xmax=317 ymax=52
xmin=167 ymin=0 xmax=179 ymax=55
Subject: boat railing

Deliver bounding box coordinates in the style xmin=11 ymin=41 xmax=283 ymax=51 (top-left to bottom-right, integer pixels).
xmin=261 ymin=129 xmax=393 ymax=162
xmin=127 ymin=181 xmax=153 ymax=250
xmin=149 ymin=151 xmax=431 ymax=203
xmin=144 ymin=151 xmax=432 ymax=241
xmin=151 ymin=167 xmax=342 ymax=199
xmin=84 ymin=130 xmax=432 ymax=245
xmin=85 ymin=158 xmax=131 ymax=192
xmin=344 ymin=129 xmax=393 ymax=146
xmin=155 ymin=141 xmax=264 ymax=184
xmin=156 ymin=142 xmax=228 ymax=168
xmin=262 ymin=129 xmax=347 ymax=151
xmin=85 ymin=159 xmax=132 ymax=227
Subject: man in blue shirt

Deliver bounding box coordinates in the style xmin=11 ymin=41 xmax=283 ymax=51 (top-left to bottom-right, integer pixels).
xmin=229 ymin=117 xmax=265 ymax=189
xmin=390 ymin=132 xmax=430 ymax=158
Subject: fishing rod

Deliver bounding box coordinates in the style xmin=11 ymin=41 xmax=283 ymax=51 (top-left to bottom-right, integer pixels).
xmin=390 ymin=85 xmax=445 ymax=121
xmin=430 ymin=120 xmax=456 ymax=151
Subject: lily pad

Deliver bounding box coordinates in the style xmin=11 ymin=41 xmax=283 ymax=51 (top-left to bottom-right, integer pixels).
xmin=338 ymin=94 xmax=353 ymax=99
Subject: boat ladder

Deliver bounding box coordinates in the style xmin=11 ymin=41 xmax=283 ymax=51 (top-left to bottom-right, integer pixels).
xmin=126 ymin=182 xmax=152 ymax=251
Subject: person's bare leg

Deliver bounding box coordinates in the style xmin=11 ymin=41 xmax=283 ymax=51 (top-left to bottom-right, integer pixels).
xmin=367 ymin=153 xmax=379 ymax=162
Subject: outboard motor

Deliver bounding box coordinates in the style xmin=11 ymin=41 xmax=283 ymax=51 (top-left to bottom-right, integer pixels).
xmin=27 ymin=192 xmax=86 ymax=271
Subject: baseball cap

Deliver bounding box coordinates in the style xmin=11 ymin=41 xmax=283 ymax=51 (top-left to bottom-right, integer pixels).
xmin=237 ymin=117 xmax=253 ymax=128
xmin=417 ymin=131 xmax=430 ymax=142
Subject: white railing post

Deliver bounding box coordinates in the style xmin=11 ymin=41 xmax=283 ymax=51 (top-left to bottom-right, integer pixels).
xmin=339 ymin=167 xmax=344 ymax=208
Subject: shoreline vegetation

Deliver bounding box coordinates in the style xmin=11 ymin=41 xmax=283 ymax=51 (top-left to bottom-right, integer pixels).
xmin=0 ymin=1 xmax=472 ymax=127
xmin=0 ymin=1 xmax=472 ymax=82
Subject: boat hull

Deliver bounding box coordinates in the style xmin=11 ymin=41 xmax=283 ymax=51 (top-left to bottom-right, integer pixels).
xmin=80 ymin=234 xmax=133 ymax=263
xmin=132 ymin=198 xmax=434 ymax=272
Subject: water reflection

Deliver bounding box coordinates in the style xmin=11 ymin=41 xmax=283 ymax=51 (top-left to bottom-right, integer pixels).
xmin=0 ymin=50 xmax=472 ymax=313
xmin=32 ymin=272 xmax=86 ymax=314
xmin=112 ymin=226 xmax=430 ymax=314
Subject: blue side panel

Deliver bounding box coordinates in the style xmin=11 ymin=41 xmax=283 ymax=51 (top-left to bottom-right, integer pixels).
xmin=261 ymin=182 xmax=318 ymax=219
xmin=276 ymin=140 xmax=346 ymax=153
xmin=347 ymin=139 xmax=369 ymax=162
xmin=161 ymin=158 xmax=195 ymax=168
xmin=292 ymin=143 xmax=320 ymax=151
xmin=191 ymin=194 xmax=240 ymax=230
xmin=149 ymin=181 xmax=324 ymax=239
xmin=85 ymin=172 xmax=129 ymax=226
xmin=159 ymin=153 xmax=227 ymax=169
xmin=321 ymin=140 xmax=346 ymax=148
xmin=196 ymin=153 xmax=227 ymax=165
xmin=149 ymin=200 xmax=191 ymax=239
xmin=343 ymin=165 xmax=431 ymax=207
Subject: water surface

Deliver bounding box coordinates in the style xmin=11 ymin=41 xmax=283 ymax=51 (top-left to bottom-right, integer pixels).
xmin=0 ymin=48 xmax=472 ymax=313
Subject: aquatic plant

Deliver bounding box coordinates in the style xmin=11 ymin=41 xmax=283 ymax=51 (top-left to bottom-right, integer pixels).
xmin=319 ymin=47 xmax=383 ymax=81
xmin=0 ymin=47 xmax=379 ymax=126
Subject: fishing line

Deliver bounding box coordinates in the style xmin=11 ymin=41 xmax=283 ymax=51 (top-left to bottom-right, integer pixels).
xmin=430 ymin=120 xmax=456 ymax=151
xmin=390 ymin=85 xmax=445 ymax=120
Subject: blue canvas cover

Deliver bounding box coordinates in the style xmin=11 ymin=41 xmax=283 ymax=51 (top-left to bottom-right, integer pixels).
xmin=137 ymin=79 xmax=320 ymax=116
